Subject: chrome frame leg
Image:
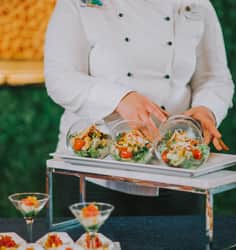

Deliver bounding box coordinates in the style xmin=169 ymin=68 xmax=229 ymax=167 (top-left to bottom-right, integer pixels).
xmin=206 ymin=191 xmax=214 ymax=250
xmin=79 ymin=174 xmax=86 ymax=202
xmin=46 ymin=169 xmax=87 ymax=231
xmin=46 ymin=168 xmax=54 ymax=229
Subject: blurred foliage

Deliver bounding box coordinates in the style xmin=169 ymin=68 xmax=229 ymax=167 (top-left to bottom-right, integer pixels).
xmin=0 ymin=0 xmax=236 ymax=217
xmin=210 ymin=0 xmax=236 ymax=215
xmin=0 ymin=86 xmax=62 ymax=217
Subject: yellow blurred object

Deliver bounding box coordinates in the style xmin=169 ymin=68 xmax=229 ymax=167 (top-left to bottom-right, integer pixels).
xmin=0 ymin=60 xmax=44 ymax=85
xmin=0 ymin=0 xmax=56 ymax=86
xmin=0 ymin=72 xmax=5 ymax=85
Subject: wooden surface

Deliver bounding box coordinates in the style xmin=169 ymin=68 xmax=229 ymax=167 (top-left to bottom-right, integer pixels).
xmin=0 ymin=60 xmax=44 ymax=85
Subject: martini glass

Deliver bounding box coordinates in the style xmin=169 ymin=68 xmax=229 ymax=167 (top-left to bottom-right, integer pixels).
xmin=9 ymin=192 xmax=49 ymax=242
xmin=69 ymin=202 xmax=114 ymax=250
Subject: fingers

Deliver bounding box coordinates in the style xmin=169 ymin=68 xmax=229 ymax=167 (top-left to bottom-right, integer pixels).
xmin=184 ymin=107 xmax=226 ymax=151
xmin=213 ymin=137 xmax=223 ymax=151
xmin=203 ymin=126 xmax=211 ymax=145
xmin=196 ymin=117 xmax=223 ymax=151
xmin=147 ymin=104 xmax=167 ymax=122
xmin=138 ymin=111 xmax=160 ymax=141
xmin=184 ymin=107 xmax=221 ymax=139
xmin=141 ymin=125 xmax=158 ymax=142
xmin=161 ymin=109 xmax=170 ymax=117
xmin=146 ymin=116 xmax=160 ymax=140
xmin=186 ymin=113 xmax=221 ymax=139
xmin=203 ymin=125 xmax=229 ymax=151
xmin=202 ymin=118 xmax=221 ymax=139
xmin=212 ymin=137 xmax=229 ymax=151
xmin=152 ymin=102 xmax=170 ymax=118
xmin=183 ymin=109 xmax=195 ymax=117
xmin=126 ymin=118 xmax=153 ymax=141
xmin=218 ymin=139 xmax=230 ymax=151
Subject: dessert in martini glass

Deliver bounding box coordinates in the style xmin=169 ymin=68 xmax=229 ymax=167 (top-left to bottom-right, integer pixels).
xmin=69 ymin=202 xmax=114 ymax=250
xmin=8 ymin=193 xmax=49 ymax=243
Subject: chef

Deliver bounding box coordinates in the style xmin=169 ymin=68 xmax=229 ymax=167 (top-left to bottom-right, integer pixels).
xmin=44 ymin=0 xmax=234 ymax=213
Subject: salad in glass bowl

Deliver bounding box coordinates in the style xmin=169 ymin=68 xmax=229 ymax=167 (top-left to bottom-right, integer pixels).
xmin=67 ymin=119 xmax=112 ymax=159
xmin=110 ymin=120 xmax=154 ymax=163
xmin=156 ymin=115 xmax=210 ymax=169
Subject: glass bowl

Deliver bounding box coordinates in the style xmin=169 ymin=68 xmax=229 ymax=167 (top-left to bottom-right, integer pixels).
xmin=8 ymin=193 xmax=49 ymax=219
xmin=69 ymin=202 xmax=114 ymax=233
xmin=76 ymin=233 xmax=113 ymax=250
xmin=155 ymin=115 xmax=210 ymax=169
xmin=70 ymin=202 xmax=114 ymax=250
xmin=110 ymin=120 xmax=154 ymax=163
xmin=66 ymin=119 xmax=112 ymax=159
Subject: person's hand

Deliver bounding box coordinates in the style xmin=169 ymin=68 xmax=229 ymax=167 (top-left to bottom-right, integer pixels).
xmin=184 ymin=106 xmax=229 ymax=151
xmin=116 ymin=92 xmax=168 ymax=139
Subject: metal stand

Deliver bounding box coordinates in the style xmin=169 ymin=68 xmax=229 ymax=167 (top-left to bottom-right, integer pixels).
xmin=205 ymin=191 xmax=214 ymax=250
xmin=46 ymin=158 xmax=236 ymax=248
xmin=79 ymin=174 xmax=86 ymax=202
xmin=46 ymin=169 xmax=86 ymax=231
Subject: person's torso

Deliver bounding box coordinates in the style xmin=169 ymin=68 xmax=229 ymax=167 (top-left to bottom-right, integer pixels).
xmin=60 ymin=0 xmax=206 ymax=135
xmin=80 ymin=0 xmax=204 ymax=108
xmin=57 ymin=0 xmax=207 ymax=196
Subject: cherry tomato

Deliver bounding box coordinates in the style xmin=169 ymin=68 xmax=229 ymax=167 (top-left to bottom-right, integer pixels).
xmin=161 ymin=150 xmax=169 ymax=163
xmin=192 ymin=149 xmax=202 ymax=160
xmin=73 ymin=138 xmax=85 ymax=151
xmin=120 ymin=149 xmax=133 ymax=159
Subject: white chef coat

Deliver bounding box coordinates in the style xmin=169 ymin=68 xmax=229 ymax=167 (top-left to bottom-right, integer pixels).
xmin=44 ymin=0 xmax=234 ymax=196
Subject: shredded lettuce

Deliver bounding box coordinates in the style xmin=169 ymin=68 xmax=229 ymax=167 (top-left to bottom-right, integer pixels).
xmin=158 ymin=130 xmax=210 ymax=169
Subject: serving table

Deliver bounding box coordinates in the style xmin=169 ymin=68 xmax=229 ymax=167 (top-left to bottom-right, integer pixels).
xmin=1 ymin=217 xmax=236 ymax=250
xmin=46 ymin=153 xmax=236 ymax=250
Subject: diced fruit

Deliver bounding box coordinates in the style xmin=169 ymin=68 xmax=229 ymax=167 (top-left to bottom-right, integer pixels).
xmin=44 ymin=234 xmax=63 ymax=248
xmin=119 ymin=149 xmax=133 ymax=159
xmin=21 ymin=196 xmax=39 ymax=207
xmin=85 ymin=234 xmax=102 ymax=249
xmin=192 ymin=149 xmax=202 ymax=160
xmin=26 ymin=247 xmax=34 ymax=250
xmin=0 ymin=235 xmax=18 ymax=248
xmin=95 ymin=236 xmax=102 ymax=248
xmin=73 ymin=138 xmax=85 ymax=151
xmin=82 ymin=203 xmax=100 ymax=218
xmin=161 ymin=150 xmax=169 ymax=163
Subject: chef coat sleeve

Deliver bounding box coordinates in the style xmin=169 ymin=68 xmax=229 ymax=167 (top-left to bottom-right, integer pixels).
xmin=44 ymin=0 xmax=132 ymax=120
xmin=190 ymin=0 xmax=234 ymax=126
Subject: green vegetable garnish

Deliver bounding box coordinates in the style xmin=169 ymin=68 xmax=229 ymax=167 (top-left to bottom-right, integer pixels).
xmin=158 ymin=129 xmax=210 ymax=169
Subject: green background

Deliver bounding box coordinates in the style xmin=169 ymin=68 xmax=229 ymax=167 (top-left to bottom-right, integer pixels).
xmin=0 ymin=0 xmax=236 ymax=217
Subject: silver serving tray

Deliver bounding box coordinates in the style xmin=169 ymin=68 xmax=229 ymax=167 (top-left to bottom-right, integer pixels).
xmin=50 ymin=152 xmax=236 ymax=178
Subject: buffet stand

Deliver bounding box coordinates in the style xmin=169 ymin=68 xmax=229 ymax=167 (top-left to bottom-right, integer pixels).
xmin=46 ymin=152 xmax=236 ymax=249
